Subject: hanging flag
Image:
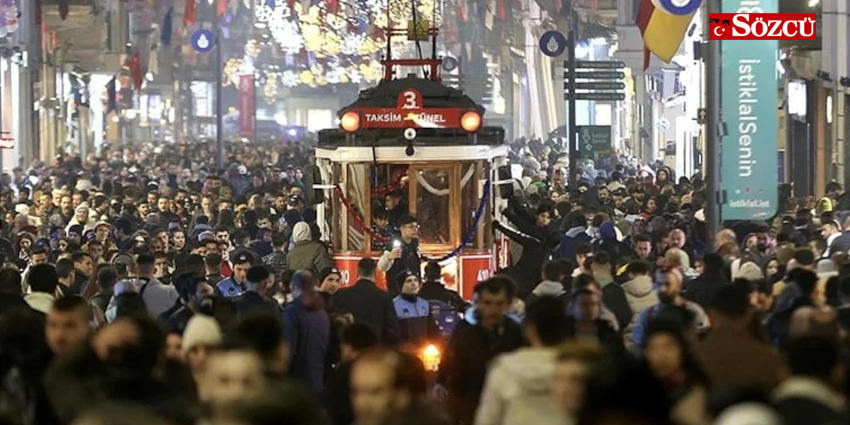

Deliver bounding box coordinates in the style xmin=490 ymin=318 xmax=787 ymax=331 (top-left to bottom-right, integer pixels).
xmin=129 ymin=52 xmax=143 ymax=91
xmin=635 ymin=0 xmax=700 ymax=70
xmin=264 ymin=0 xmax=276 ymax=10
xmin=286 ymin=0 xmax=296 ymax=9
xmin=161 ymin=7 xmax=173 ymax=47
xmin=106 ymin=77 xmax=118 ymax=114
xmin=217 ymin=0 xmax=226 ymax=17
xmin=496 ymin=0 xmax=506 ymax=21
xmin=183 ymin=0 xmax=197 ymax=27
xmin=58 ymin=0 xmax=69 ymax=20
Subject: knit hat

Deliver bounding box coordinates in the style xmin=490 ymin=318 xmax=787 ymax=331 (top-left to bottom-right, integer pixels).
xmin=182 ymin=314 xmax=222 ymax=352
xmin=292 ymin=222 xmax=311 ymax=243
xmin=318 ymin=266 xmax=341 ymax=283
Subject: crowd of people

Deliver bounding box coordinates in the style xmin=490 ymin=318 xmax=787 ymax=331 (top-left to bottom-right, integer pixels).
xmin=0 ymin=136 xmax=846 ymax=425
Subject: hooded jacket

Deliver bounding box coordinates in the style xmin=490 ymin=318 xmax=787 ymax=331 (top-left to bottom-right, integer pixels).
xmin=474 ymin=348 xmax=569 ymax=425
xmin=282 ymin=291 xmax=330 ymax=393
xmin=286 ymin=222 xmax=333 ymax=275
xmin=621 ymin=275 xmax=659 ymax=322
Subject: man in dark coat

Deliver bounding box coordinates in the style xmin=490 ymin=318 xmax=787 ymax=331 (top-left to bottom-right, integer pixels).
xmin=334 ymin=258 xmax=400 ymax=347
xmin=282 ymin=270 xmax=330 ymax=393
xmin=435 ymin=277 xmax=524 ymax=425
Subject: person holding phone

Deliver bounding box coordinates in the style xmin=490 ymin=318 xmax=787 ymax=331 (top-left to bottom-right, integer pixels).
xmin=378 ymin=215 xmax=421 ymax=298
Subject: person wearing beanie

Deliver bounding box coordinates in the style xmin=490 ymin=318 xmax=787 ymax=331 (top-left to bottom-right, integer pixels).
xmin=317 ymin=266 xmax=343 ymax=311
xmin=286 ymin=222 xmax=333 ymax=276
xmin=182 ymin=314 xmax=223 ymax=377
xmin=391 ymin=271 xmax=437 ymax=347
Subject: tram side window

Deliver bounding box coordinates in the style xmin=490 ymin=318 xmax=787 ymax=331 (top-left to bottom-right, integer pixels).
xmin=370 ymin=165 xmax=409 ymax=252
xmin=415 ymin=169 xmax=451 ymax=246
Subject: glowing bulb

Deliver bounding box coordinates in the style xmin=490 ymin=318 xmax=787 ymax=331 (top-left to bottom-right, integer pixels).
xmin=340 ymin=111 xmax=360 ymax=132
xmin=460 ymin=111 xmax=481 ymax=132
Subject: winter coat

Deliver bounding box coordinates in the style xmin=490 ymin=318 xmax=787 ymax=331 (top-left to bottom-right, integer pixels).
xmin=474 ymin=348 xmax=569 ymax=425
xmin=282 ymin=292 xmax=330 ymax=393
xmin=525 ymin=280 xmax=569 ymax=307
xmin=286 ymin=241 xmax=333 ymax=275
xmin=621 ymin=275 xmax=659 ymax=323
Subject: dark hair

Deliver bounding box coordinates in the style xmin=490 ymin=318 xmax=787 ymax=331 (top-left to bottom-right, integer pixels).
xmin=633 ymin=234 xmax=652 ymax=244
xmin=233 ymin=312 xmax=286 ymax=364
xmin=576 ymin=243 xmax=593 ymax=256
xmin=56 ymin=258 xmax=76 ymax=280
xmin=247 ymin=265 xmax=271 ymax=283
xmin=787 ymin=336 xmax=840 ymax=380
xmin=542 ymin=260 xmax=565 ymax=282
xmin=30 ymin=246 xmax=48 ymax=257
xmin=592 ymin=251 xmax=611 ymax=267
xmin=709 ymin=284 xmax=751 ymax=319
xmin=203 ymin=253 xmax=222 ymax=270
xmin=793 ymin=248 xmax=816 ymax=267
xmin=626 ymin=260 xmax=652 ymax=276
xmin=272 ymin=233 xmax=288 ymax=248
xmin=424 ymin=261 xmax=441 ymax=281
xmin=114 ymin=292 xmax=149 ymax=319
xmin=70 ymin=251 xmax=91 ymax=264
xmin=644 ymin=319 xmax=707 ymax=385
xmin=357 ymin=258 xmax=377 ymax=278
xmin=174 ymin=273 xmax=204 ymax=302
xmin=136 ymin=253 xmax=155 ymax=267
xmin=28 ymin=264 xmax=59 ymax=294
xmin=572 ymin=274 xmax=599 ymax=293
xmin=0 ymin=268 xmax=22 ymax=295
xmin=572 ymin=288 xmax=597 ymax=302
xmin=97 ymin=266 xmax=119 ymax=291
xmin=51 ymin=295 xmax=91 ymax=319
xmin=524 ymin=295 xmax=567 ymax=346
xmin=793 ymin=269 xmax=819 ymax=298
xmin=341 ymin=323 xmax=378 ymax=352
xmin=474 ymin=275 xmax=516 ymax=300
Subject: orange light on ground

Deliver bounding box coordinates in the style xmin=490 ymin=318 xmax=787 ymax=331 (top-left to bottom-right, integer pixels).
xmin=460 ymin=111 xmax=482 ymax=132
xmin=421 ymin=343 xmax=441 ymax=372
xmin=340 ymin=111 xmax=361 ymax=132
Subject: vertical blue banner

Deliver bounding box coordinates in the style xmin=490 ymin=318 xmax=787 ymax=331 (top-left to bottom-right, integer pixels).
xmin=720 ymin=0 xmax=779 ymax=220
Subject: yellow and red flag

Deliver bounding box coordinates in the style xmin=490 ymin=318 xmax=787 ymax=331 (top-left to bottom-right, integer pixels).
xmin=635 ymin=0 xmax=701 ymax=70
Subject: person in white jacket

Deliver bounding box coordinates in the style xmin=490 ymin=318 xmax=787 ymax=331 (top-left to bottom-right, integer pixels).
xmin=474 ymin=296 xmax=570 ymax=425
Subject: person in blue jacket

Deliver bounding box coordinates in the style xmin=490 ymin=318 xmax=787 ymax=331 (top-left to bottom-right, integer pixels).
xmin=392 ymin=270 xmax=438 ymax=347
xmin=216 ymin=250 xmax=254 ymax=298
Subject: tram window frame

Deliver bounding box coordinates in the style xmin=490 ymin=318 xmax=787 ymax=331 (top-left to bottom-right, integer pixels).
xmin=409 ymin=163 xmax=460 ymax=253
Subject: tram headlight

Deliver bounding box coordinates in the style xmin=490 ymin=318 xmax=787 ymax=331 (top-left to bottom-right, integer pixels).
xmin=460 ymin=111 xmax=482 ymax=132
xmin=340 ymin=112 xmax=361 ymax=133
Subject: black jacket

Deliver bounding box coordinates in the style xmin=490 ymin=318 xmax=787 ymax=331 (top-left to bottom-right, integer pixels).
xmin=334 ymin=279 xmax=400 ymax=346
xmin=436 ymin=317 xmax=524 ymax=425
xmin=601 ymin=281 xmax=633 ymax=332
xmin=385 ymin=239 xmax=422 ymax=299
xmin=417 ymin=280 xmax=467 ymax=311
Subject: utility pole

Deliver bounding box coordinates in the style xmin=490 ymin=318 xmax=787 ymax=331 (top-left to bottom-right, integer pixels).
xmin=215 ymin=22 xmax=224 ymax=172
xmin=704 ymin=0 xmax=722 ymax=251
xmin=567 ymin=29 xmax=578 ymax=189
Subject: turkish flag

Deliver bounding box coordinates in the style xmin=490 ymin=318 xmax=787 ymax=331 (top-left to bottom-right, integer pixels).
xmin=183 ymin=0 xmax=197 ymax=27
xmin=217 ymin=0 xmax=226 ymax=16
